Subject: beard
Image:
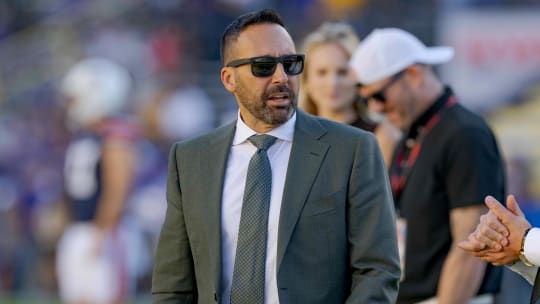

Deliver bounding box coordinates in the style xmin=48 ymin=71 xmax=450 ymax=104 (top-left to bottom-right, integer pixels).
xmin=235 ymin=77 xmax=297 ymax=126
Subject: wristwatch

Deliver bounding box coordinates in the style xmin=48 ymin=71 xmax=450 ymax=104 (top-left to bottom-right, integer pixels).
xmin=519 ymin=227 xmax=534 ymax=267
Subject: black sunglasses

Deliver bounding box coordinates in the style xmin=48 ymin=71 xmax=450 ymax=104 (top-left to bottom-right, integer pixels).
xmin=226 ymin=54 xmax=305 ymax=77
xmin=359 ymin=70 xmax=405 ymax=103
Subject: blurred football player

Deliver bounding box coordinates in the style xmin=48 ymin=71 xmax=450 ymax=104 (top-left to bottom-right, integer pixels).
xmin=56 ymin=58 xmax=139 ymax=304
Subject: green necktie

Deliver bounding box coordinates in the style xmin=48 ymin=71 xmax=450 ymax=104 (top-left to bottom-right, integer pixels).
xmin=230 ymin=134 xmax=277 ymax=304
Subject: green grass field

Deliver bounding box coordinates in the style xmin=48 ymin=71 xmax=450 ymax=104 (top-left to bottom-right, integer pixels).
xmin=0 ymin=295 xmax=152 ymax=304
xmin=0 ymin=297 xmax=60 ymax=304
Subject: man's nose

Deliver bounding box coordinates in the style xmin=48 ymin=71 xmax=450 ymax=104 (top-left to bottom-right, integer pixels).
xmin=271 ymin=63 xmax=288 ymax=84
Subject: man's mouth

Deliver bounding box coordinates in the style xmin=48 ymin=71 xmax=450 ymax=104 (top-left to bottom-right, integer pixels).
xmin=267 ymin=93 xmax=290 ymax=106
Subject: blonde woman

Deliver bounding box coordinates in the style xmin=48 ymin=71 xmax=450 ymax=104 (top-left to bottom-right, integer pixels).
xmin=299 ymin=22 xmax=400 ymax=167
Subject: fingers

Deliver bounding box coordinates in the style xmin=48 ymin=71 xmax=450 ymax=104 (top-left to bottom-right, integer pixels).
xmin=457 ymin=240 xmax=486 ymax=257
xmin=458 ymin=239 xmax=501 ymax=257
xmin=458 ymin=216 xmax=507 ymax=254
xmin=506 ymin=194 xmax=525 ymax=218
xmin=480 ymin=252 xmax=518 ymax=266
xmin=474 ymin=232 xmax=504 ymax=251
xmin=485 ymin=195 xmax=514 ymax=225
xmin=479 ymin=211 xmax=509 ymax=242
xmin=474 ymin=225 xmax=506 ymax=251
xmin=458 ymin=229 xmax=502 ymax=253
xmin=457 ymin=239 xmax=485 ymax=253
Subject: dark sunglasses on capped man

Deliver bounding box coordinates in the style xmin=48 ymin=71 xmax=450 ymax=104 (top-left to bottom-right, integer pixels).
xmin=226 ymin=54 xmax=305 ymax=78
xmin=357 ymin=70 xmax=405 ymax=103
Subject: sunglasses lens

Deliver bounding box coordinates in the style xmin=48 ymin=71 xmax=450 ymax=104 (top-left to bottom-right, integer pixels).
xmin=252 ymin=61 xmax=277 ymax=77
xmin=372 ymin=93 xmax=386 ymax=103
xmin=249 ymin=55 xmax=304 ymax=77
xmin=283 ymin=55 xmax=304 ymax=75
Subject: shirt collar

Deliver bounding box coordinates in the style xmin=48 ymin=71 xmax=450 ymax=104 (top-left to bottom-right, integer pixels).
xmin=407 ymin=86 xmax=453 ymax=140
xmin=233 ymin=110 xmax=296 ymax=145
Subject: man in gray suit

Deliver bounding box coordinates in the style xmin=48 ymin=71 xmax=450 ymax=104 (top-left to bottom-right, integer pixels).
xmin=152 ymin=9 xmax=400 ymax=304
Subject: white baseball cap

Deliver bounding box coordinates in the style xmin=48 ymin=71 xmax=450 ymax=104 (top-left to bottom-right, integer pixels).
xmin=350 ymin=28 xmax=454 ymax=85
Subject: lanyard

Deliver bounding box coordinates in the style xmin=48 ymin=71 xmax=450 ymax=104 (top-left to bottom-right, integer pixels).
xmin=390 ymin=96 xmax=457 ymax=202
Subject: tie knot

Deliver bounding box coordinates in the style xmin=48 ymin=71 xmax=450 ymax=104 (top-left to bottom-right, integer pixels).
xmin=248 ymin=134 xmax=277 ymax=151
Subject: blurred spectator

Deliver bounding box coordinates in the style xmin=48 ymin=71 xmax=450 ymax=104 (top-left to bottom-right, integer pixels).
xmin=128 ymin=82 xmax=216 ymax=291
xmin=133 ymin=84 xmax=216 ymax=214
xmin=351 ymin=27 xmax=506 ymax=303
xmin=299 ymin=21 xmax=400 ymax=167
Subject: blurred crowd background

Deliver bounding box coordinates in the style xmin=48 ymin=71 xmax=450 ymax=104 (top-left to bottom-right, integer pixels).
xmin=0 ymin=0 xmax=539 ymax=302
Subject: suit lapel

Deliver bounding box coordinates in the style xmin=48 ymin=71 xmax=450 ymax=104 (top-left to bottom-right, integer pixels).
xmin=276 ymin=110 xmax=329 ymax=270
xmin=532 ymin=268 xmax=540 ymax=304
xmin=201 ymin=122 xmax=236 ymax=295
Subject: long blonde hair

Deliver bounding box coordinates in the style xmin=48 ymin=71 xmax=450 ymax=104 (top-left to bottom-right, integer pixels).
xmin=299 ymin=22 xmax=362 ymax=115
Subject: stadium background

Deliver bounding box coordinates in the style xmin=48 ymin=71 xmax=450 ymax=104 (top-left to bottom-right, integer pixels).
xmin=0 ymin=0 xmax=539 ymax=302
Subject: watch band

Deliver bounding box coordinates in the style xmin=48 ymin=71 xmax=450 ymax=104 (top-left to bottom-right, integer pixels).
xmin=520 ymin=227 xmax=534 ymax=267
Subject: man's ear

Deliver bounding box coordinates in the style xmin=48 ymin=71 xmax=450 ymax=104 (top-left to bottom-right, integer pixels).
xmin=404 ymin=64 xmax=424 ymax=87
xmin=221 ymin=67 xmax=236 ymax=93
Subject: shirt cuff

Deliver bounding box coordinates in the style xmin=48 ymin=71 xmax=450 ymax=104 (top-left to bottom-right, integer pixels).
xmin=524 ymin=227 xmax=540 ymax=266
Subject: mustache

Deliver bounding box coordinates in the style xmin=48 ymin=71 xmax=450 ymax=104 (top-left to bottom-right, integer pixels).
xmin=262 ymin=85 xmax=295 ymax=100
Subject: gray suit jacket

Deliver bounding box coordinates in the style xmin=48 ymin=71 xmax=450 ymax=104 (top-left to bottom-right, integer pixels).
xmin=152 ymin=110 xmax=400 ymax=304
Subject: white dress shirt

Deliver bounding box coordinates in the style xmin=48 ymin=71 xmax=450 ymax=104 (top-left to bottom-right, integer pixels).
xmin=220 ymin=112 xmax=296 ymax=304
xmin=508 ymin=227 xmax=540 ymax=284
xmin=524 ymin=227 xmax=540 ymax=266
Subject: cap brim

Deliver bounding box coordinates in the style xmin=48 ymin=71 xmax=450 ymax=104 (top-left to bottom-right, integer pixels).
xmin=417 ymin=46 xmax=454 ymax=64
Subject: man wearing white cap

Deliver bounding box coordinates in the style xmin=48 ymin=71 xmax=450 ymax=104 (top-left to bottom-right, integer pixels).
xmin=350 ymin=28 xmax=506 ymax=304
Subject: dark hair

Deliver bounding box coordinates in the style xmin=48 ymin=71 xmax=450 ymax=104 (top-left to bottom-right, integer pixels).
xmin=220 ymin=9 xmax=286 ymax=66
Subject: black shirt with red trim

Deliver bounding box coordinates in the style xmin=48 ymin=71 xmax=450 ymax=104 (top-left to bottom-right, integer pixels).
xmin=391 ymin=87 xmax=506 ymax=303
